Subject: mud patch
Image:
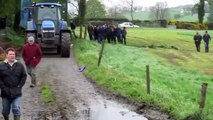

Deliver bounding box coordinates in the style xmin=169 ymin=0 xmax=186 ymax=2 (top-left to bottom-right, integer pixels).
xmin=144 ymin=45 xmax=179 ymax=50
xmin=154 ymin=52 xmax=186 ymax=66
xmin=202 ymin=67 xmax=213 ymax=75
xmin=44 ymin=111 xmax=66 ymax=120
xmin=166 ymin=53 xmax=185 ymax=66
xmin=37 ymin=63 xmax=79 ymax=120
xmin=23 ymin=110 xmax=66 ymax=120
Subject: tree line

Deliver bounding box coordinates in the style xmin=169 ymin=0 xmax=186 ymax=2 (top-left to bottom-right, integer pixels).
xmin=0 ymin=0 xmax=213 ymax=32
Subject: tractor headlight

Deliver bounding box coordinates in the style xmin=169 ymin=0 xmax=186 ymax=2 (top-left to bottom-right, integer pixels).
xmin=42 ymin=30 xmax=55 ymax=33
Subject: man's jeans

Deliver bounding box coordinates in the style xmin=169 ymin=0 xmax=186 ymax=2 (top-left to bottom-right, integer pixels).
xmin=205 ymin=42 xmax=209 ymax=52
xmin=27 ymin=65 xmax=36 ymax=85
xmin=26 ymin=65 xmax=36 ymax=77
xmin=2 ymin=97 xmax=21 ymax=115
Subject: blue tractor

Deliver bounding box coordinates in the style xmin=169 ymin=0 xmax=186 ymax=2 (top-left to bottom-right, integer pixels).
xmin=20 ymin=1 xmax=71 ymax=57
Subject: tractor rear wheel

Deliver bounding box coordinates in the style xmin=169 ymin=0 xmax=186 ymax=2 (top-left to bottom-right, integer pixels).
xmin=57 ymin=45 xmax=61 ymax=54
xmin=61 ymin=33 xmax=71 ymax=57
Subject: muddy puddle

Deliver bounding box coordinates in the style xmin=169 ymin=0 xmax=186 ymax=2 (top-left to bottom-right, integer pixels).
xmin=89 ymin=100 xmax=147 ymax=120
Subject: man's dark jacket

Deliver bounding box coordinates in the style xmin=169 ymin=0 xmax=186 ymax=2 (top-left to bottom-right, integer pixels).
xmin=203 ymin=34 xmax=211 ymax=42
xmin=194 ymin=34 xmax=202 ymax=43
xmin=0 ymin=60 xmax=27 ymax=98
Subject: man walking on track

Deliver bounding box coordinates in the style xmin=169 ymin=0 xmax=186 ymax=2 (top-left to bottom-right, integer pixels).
xmin=22 ymin=36 xmax=42 ymax=87
xmin=0 ymin=48 xmax=27 ymax=120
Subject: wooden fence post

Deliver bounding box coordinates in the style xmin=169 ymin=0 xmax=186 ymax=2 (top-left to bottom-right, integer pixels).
xmin=84 ymin=25 xmax=87 ymax=39
xmin=97 ymin=40 xmax=105 ymax=66
xmin=199 ymin=83 xmax=208 ymax=109
xmin=146 ymin=65 xmax=150 ymax=94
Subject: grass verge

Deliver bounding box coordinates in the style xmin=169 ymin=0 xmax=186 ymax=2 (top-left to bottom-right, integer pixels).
xmin=41 ymin=84 xmax=55 ymax=103
xmin=73 ymin=31 xmax=213 ymax=120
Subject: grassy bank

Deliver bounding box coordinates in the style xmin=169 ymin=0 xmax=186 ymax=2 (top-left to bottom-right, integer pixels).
xmin=0 ymin=27 xmax=24 ymax=47
xmin=73 ymin=28 xmax=213 ymax=120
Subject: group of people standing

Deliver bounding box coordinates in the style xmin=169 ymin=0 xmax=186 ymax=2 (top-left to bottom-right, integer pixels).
xmin=88 ymin=23 xmax=127 ymax=45
xmin=0 ymin=36 xmax=42 ymax=120
xmin=194 ymin=31 xmax=211 ymax=52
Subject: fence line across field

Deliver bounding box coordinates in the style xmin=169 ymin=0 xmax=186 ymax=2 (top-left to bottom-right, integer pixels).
xmin=145 ymin=65 xmax=208 ymax=110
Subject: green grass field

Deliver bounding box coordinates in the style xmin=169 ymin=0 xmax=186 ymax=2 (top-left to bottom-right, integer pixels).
xmin=73 ymin=28 xmax=213 ymax=120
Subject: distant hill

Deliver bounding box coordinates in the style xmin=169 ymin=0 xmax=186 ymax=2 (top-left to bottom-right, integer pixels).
xmin=123 ymin=4 xmax=209 ymax=22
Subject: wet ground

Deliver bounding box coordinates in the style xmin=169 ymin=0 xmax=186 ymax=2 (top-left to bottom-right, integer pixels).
xmin=89 ymin=100 xmax=147 ymax=120
xmin=0 ymin=41 xmax=173 ymax=120
xmin=29 ymin=54 xmax=149 ymax=120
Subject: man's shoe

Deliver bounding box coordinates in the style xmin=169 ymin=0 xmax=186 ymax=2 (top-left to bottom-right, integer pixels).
xmin=3 ymin=114 xmax=9 ymax=120
xmin=30 ymin=84 xmax=36 ymax=87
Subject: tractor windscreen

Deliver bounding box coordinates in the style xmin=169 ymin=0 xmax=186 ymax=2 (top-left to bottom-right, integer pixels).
xmin=37 ymin=6 xmax=59 ymax=20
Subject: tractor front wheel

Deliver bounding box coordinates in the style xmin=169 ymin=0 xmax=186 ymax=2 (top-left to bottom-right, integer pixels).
xmin=60 ymin=33 xmax=71 ymax=57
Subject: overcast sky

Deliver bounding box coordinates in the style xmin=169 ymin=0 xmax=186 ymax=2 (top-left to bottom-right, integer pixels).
xmin=101 ymin=0 xmax=198 ymax=8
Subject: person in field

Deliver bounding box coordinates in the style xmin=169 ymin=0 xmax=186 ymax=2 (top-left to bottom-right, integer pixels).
xmin=193 ymin=32 xmax=202 ymax=52
xmin=122 ymin=27 xmax=127 ymax=45
xmin=203 ymin=31 xmax=211 ymax=53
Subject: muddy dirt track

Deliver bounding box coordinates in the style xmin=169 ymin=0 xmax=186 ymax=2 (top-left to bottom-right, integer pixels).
xmin=0 ymin=43 xmax=173 ymax=120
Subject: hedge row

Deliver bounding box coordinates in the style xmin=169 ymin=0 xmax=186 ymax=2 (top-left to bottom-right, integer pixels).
xmin=168 ymin=20 xmax=208 ymax=30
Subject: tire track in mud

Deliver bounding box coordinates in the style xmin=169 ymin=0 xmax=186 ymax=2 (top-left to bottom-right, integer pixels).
xmin=36 ymin=55 xmax=104 ymax=120
xmin=21 ymin=62 xmax=62 ymax=120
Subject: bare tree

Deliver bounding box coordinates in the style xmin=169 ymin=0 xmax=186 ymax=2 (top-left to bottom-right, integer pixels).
xmin=68 ymin=0 xmax=86 ymax=38
xmin=122 ymin=0 xmax=142 ymax=21
xmin=149 ymin=2 xmax=170 ymax=20
xmin=68 ymin=0 xmax=80 ymax=17
xmin=126 ymin=0 xmax=134 ymax=21
xmin=78 ymin=0 xmax=86 ymax=38
xmin=86 ymin=0 xmax=106 ymax=18
xmin=69 ymin=0 xmax=79 ymax=17
xmin=107 ymin=6 xmax=124 ymax=18
xmin=208 ymin=0 xmax=213 ymax=22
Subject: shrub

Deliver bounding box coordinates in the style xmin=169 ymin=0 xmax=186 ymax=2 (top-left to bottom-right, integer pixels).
xmin=168 ymin=20 xmax=177 ymax=25
xmin=199 ymin=23 xmax=208 ymax=30
xmin=157 ymin=19 xmax=167 ymax=27
xmin=207 ymin=22 xmax=213 ymax=30
xmin=182 ymin=23 xmax=199 ymax=30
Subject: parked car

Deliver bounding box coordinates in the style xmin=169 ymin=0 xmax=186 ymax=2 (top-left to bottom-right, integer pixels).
xmin=118 ymin=22 xmax=140 ymax=28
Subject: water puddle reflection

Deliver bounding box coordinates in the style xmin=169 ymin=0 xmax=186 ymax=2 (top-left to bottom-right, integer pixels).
xmin=90 ymin=101 xmax=147 ymax=120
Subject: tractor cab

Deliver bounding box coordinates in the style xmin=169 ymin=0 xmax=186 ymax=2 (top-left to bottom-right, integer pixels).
xmin=31 ymin=3 xmax=62 ymax=36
